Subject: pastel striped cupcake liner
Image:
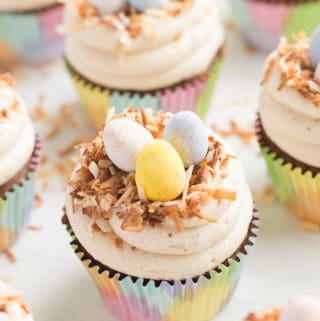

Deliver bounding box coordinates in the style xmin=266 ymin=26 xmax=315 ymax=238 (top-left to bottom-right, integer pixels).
xmin=65 ymin=47 xmax=225 ymax=131
xmin=230 ymin=0 xmax=320 ymax=52
xmin=0 ymin=4 xmax=63 ymax=67
xmin=256 ymin=118 xmax=320 ymax=230
xmin=0 ymin=137 xmax=41 ymax=252
xmin=62 ymin=209 xmax=259 ymax=321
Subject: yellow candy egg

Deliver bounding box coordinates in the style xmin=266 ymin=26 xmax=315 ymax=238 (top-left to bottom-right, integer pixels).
xmin=135 ymin=140 xmax=186 ymax=202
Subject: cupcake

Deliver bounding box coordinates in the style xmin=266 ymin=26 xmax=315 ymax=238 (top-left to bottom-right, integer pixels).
xmin=256 ymin=30 xmax=320 ymax=230
xmin=0 ymin=74 xmax=41 ymax=252
xmin=0 ymin=281 xmax=34 ymax=321
xmin=63 ymin=0 xmax=225 ymax=130
xmin=63 ymin=107 xmax=258 ymax=321
xmin=0 ymin=0 xmax=63 ymax=69
xmin=230 ymin=0 xmax=320 ymax=52
xmin=243 ymin=296 xmax=320 ymax=321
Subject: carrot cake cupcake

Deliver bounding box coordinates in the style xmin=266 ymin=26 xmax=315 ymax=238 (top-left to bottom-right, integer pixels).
xmin=257 ymin=29 xmax=320 ymax=230
xmin=62 ymin=0 xmax=225 ymax=130
xmin=0 ymin=0 xmax=63 ymax=69
xmin=0 ymin=74 xmax=41 ymax=253
xmin=230 ymin=0 xmax=320 ymax=52
xmin=63 ymin=107 xmax=258 ymax=321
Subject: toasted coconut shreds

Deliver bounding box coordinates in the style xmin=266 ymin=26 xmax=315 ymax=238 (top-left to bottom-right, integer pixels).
xmin=244 ymin=309 xmax=282 ymax=321
xmin=0 ymin=284 xmax=31 ymax=316
xmin=0 ymin=73 xmax=16 ymax=87
xmin=60 ymin=0 xmax=194 ymax=39
xmin=69 ymin=108 xmax=236 ymax=233
xmin=262 ymin=32 xmax=320 ymax=107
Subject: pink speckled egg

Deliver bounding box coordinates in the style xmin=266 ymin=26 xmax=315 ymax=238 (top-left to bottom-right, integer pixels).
xmin=280 ymin=296 xmax=320 ymax=321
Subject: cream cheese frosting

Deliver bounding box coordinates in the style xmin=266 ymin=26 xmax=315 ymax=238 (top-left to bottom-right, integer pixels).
xmin=0 ymin=0 xmax=57 ymax=12
xmin=0 ymin=75 xmax=35 ymax=185
xmin=64 ymin=0 xmax=224 ymax=91
xmin=260 ymin=36 xmax=320 ymax=168
xmin=65 ymin=107 xmax=253 ymax=280
xmin=0 ymin=282 xmax=34 ymax=321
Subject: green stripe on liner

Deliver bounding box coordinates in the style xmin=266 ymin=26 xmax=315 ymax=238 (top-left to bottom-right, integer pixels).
xmin=195 ymin=56 xmax=224 ymax=118
xmin=285 ymin=1 xmax=320 ymax=42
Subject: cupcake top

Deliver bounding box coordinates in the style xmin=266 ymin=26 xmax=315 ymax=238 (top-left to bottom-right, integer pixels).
xmin=0 ymin=74 xmax=35 ymax=186
xmin=243 ymin=296 xmax=320 ymax=321
xmin=260 ymin=31 xmax=320 ymax=168
xmin=0 ymin=0 xmax=57 ymax=12
xmin=0 ymin=282 xmax=34 ymax=321
xmin=63 ymin=0 xmax=224 ymax=91
xmin=66 ymin=107 xmax=253 ymax=280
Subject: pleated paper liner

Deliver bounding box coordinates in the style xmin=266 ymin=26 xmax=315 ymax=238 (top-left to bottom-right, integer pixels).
xmin=0 ymin=3 xmax=63 ymax=69
xmin=62 ymin=209 xmax=258 ymax=321
xmin=65 ymin=46 xmax=225 ymax=131
xmin=0 ymin=137 xmax=41 ymax=253
xmin=230 ymin=0 xmax=320 ymax=52
xmin=256 ymin=117 xmax=320 ymax=231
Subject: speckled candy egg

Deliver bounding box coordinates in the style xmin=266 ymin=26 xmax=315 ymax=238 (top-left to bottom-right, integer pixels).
xmin=91 ymin=0 xmax=126 ymax=14
xmin=309 ymin=27 xmax=320 ymax=69
xmin=128 ymin=0 xmax=170 ymax=11
xmin=163 ymin=111 xmax=208 ymax=168
xmin=280 ymin=296 xmax=320 ymax=321
xmin=103 ymin=119 xmax=153 ymax=172
xmin=135 ymin=140 xmax=186 ymax=202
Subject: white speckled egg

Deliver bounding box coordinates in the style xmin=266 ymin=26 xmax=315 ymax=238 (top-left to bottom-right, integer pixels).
xmin=103 ymin=119 xmax=153 ymax=172
xmin=163 ymin=111 xmax=208 ymax=168
xmin=309 ymin=27 xmax=320 ymax=69
xmin=128 ymin=0 xmax=170 ymax=12
xmin=91 ymin=0 xmax=126 ymax=14
xmin=280 ymin=297 xmax=320 ymax=321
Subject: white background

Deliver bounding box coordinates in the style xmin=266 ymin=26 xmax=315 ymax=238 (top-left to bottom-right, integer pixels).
xmin=1 ymin=4 xmax=320 ymax=321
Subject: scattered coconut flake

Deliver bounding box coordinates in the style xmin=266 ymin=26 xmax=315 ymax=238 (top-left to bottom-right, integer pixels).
xmin=4 ymin=250 xmax=16 ymax=264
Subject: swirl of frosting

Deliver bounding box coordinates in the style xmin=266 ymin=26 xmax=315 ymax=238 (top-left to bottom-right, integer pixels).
xmin=260 ymin=35 xmax=320 ymax=168
xmin=64 ymin=0 xmax=224 ymax=90
xmin=66 ymin=133 xmax=253 ymax=280
xmin=0 ymin=282 xmax=34 ymax=321
xmin=0 ymin=0 xmax=57 ymax=11
xmin=0 ymin=75 xmax=35 ymax=185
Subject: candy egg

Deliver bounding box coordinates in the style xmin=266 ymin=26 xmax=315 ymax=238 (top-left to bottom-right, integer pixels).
xmin=309 ymin=27 xmax=320 ymax=69
xmin=91 ymin=0 xmax=126 ymax=14
xmin=280 ymin=296 xmax=320 ymax=321
xmin=128 ymin=0 xmax=170 ymax=12
xmin=163 ymin=111 xmax=208 ymax=168
xmin=135 ymin=140 xmax=185 ymax=202
xmin=315 ymin=63 xmax=320 ymax=83
xmin=103 ymin=119 xmax=153 ymax=172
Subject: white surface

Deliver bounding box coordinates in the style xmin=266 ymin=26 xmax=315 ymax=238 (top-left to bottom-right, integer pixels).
xmin=1 ymin=29 xmax=320 ymax=321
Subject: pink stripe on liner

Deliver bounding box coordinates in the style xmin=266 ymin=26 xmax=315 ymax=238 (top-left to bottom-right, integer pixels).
xmin=39 ymin=5 xmax=63 ymax=41
xmin=247 ymin=1 xmax=290 ymax=35
xmin=160 ymin=78 xmax=206 ymax=114
xmin=104 ymin=295 xmax=157 ymax=321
